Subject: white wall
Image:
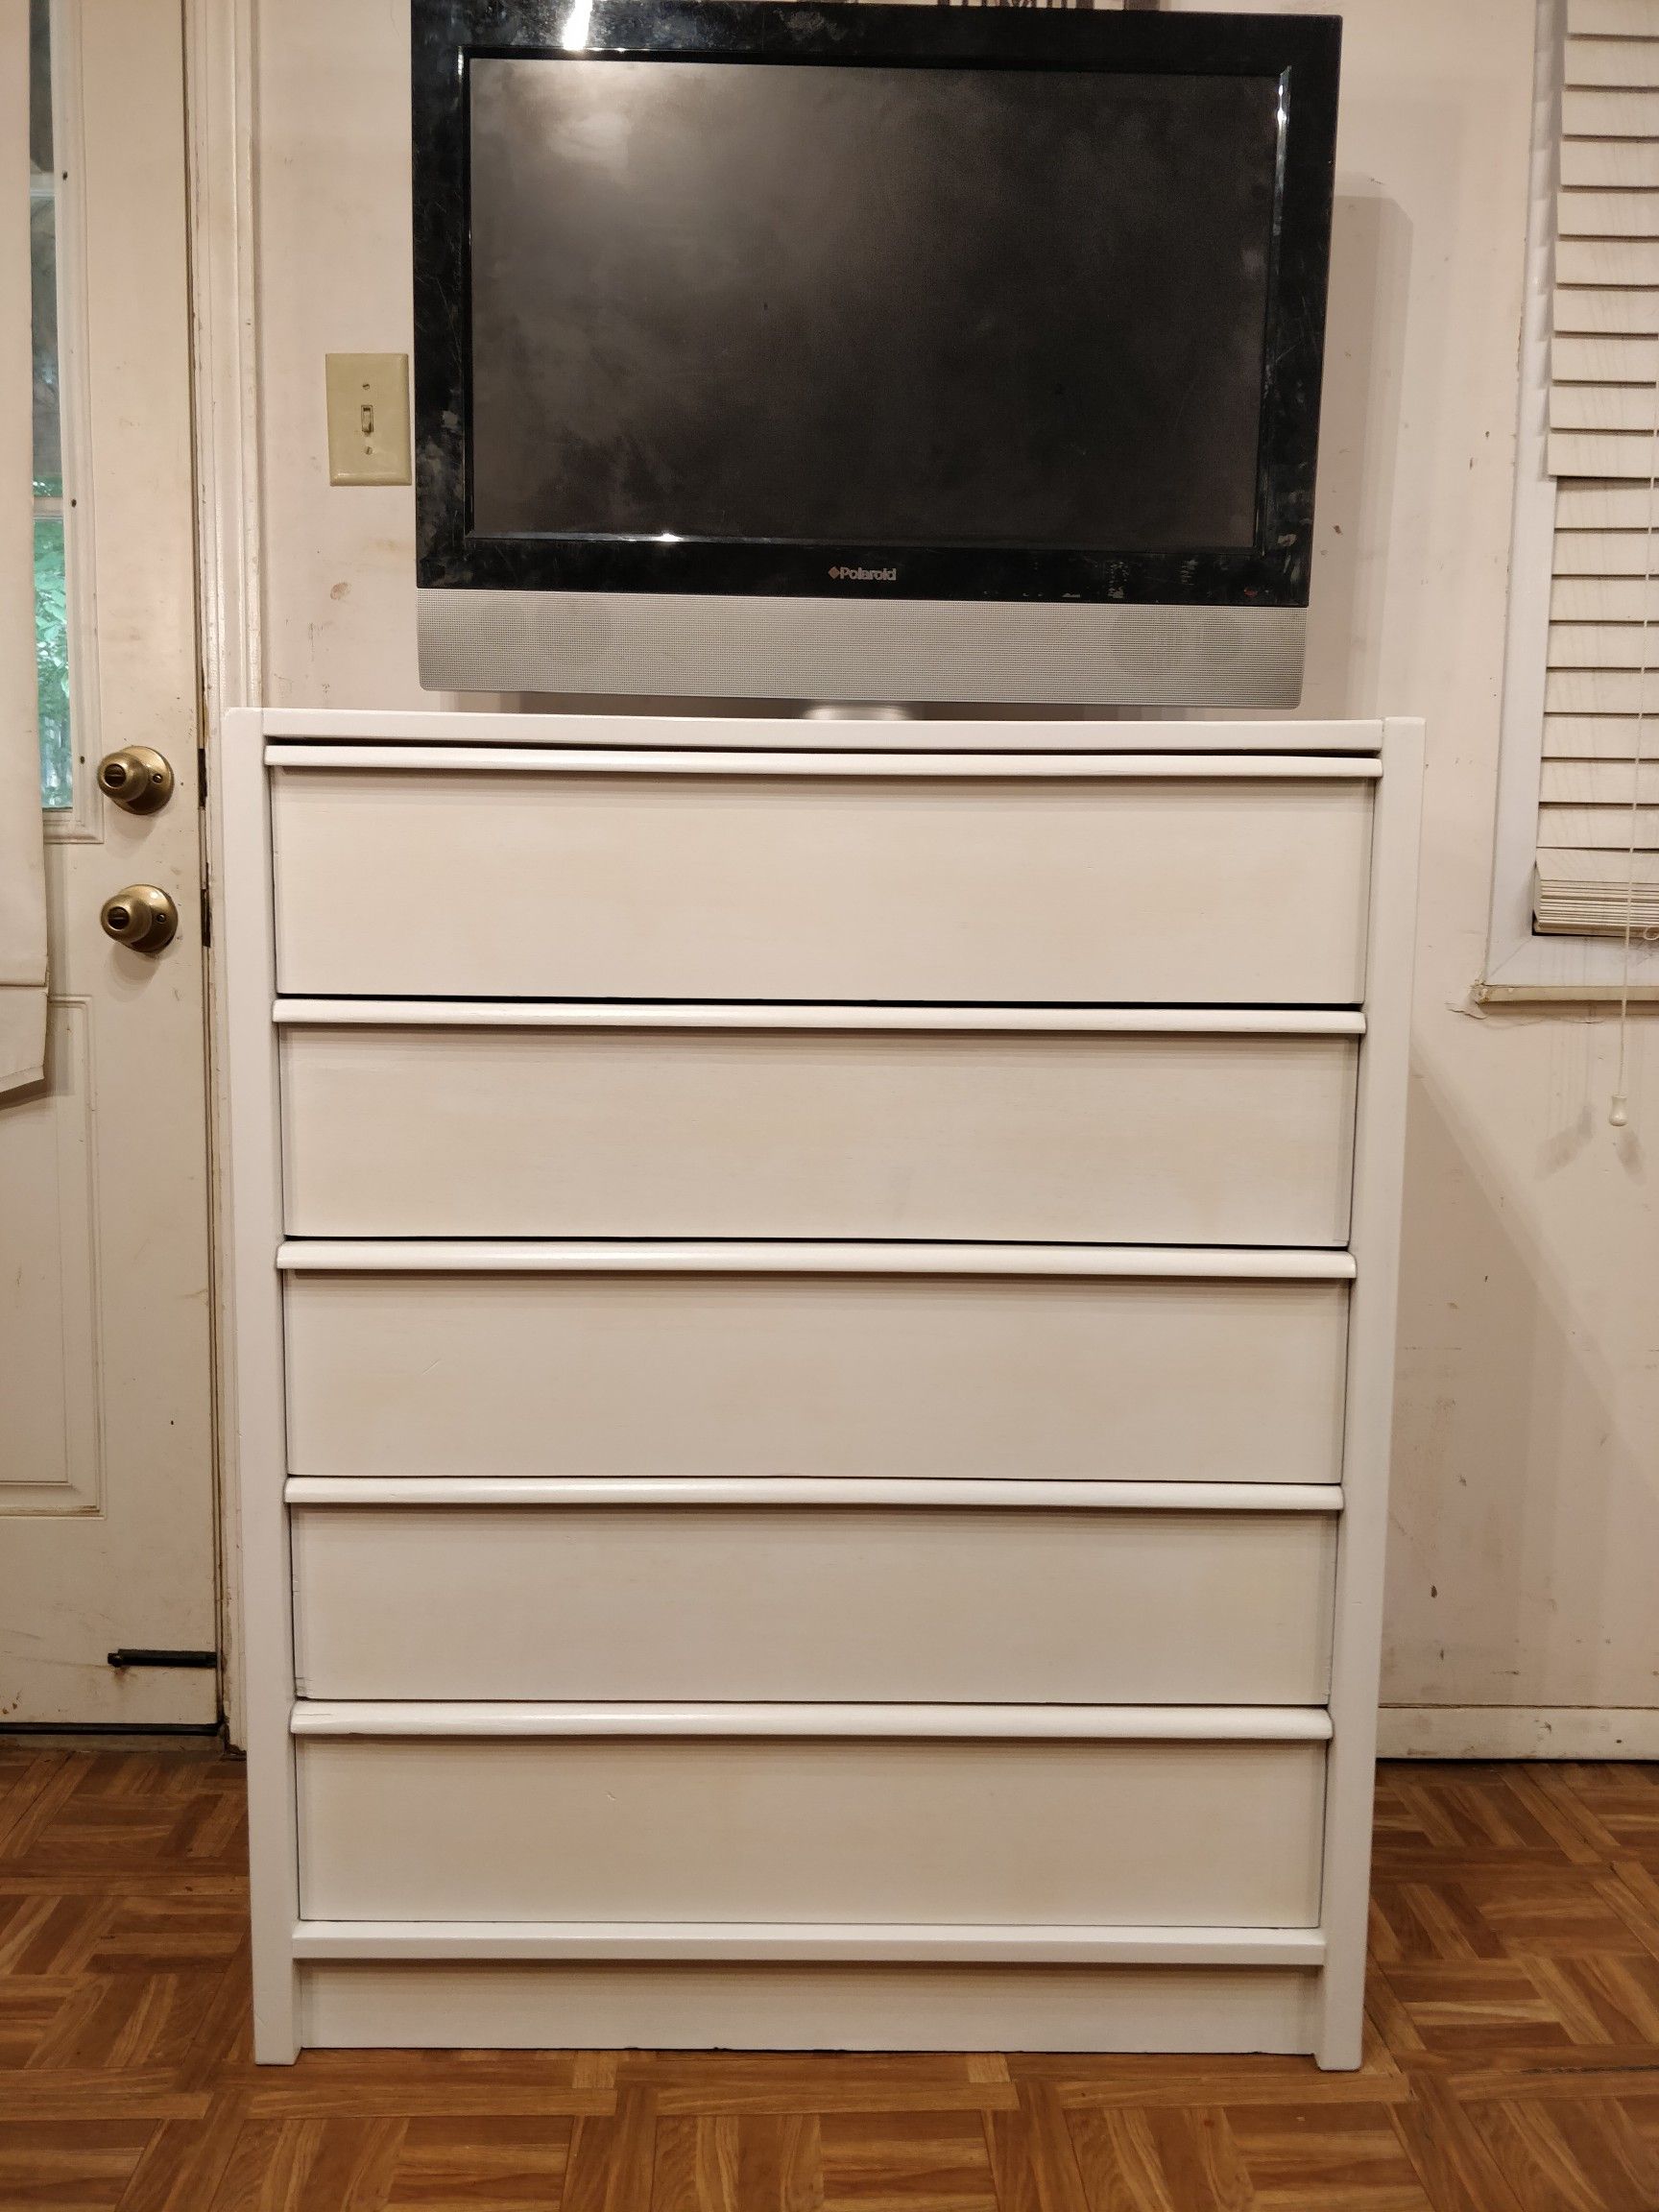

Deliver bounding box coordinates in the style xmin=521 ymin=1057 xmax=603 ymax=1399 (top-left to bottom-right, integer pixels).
xmin=252 ymin=0 xmax=1659 ymax=1751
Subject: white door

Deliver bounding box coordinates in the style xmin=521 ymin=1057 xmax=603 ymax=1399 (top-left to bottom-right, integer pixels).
xmin=0 ymin=0 xmax=216 ymax=1725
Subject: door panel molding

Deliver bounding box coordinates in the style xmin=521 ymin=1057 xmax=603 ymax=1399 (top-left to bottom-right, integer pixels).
xmin=0 ymin=998 xmax=105 ymax=1514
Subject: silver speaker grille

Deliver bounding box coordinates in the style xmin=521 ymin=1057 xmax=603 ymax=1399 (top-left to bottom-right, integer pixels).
xmin=418 ymin=589 xmax=1305 ymax=709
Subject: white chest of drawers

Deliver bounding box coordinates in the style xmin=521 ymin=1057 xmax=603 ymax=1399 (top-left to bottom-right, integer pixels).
xmin=223 ymin=709 xmax=1423 ymax=2068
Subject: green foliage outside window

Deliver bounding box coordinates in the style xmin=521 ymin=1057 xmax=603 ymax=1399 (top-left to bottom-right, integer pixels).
xmin=31 ymin=0 xmax=72 ymax=809
xmin=35 ymin=515 xmax=70 ymax=810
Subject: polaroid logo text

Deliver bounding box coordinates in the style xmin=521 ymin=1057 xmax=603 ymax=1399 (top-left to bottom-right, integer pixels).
xmin=829 ymin=565 xmax=898 ymax=583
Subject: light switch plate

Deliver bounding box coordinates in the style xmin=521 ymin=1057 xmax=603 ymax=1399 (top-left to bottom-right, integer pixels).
xmin=325 ymin=353 xmax=411 ymax=486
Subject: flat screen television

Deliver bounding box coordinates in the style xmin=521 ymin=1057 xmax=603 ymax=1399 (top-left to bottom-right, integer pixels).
xmin=413 ymin=1 xmax=1340 ymax=708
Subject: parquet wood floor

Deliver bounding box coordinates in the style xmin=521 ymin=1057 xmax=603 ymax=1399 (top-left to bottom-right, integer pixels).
xmin=5 ymin=1748 xmax=1659 ymax=2210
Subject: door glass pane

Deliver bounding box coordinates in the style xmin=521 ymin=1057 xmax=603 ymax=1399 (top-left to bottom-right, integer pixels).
xmin=34 ymin=517 xmax=69 ymax=808
xmin=30 ymin=0 xmax=71 ymax=810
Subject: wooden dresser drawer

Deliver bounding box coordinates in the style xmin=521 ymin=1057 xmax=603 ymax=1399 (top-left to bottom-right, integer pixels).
xmin=278 ymin=1009 xmax=1359 ymax=1244
xmin=268 ymin=750 xmax=1374 ymax=1004
xmin=281 ymin=1251 xmax=1352 ymax=1485
xmin=293 ymin=1719 xmax=1329 ymax=1928
xmin=289 ymin=1503 xmax=1338 ymax=1704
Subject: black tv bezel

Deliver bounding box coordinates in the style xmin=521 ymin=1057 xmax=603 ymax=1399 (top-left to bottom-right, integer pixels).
xmin=413 ymin=0 xmax=1340 ymax=610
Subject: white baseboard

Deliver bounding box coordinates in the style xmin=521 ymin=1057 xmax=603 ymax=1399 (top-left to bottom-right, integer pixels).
xmin=1379 ymin=1705 xmax=1659 ymax=1760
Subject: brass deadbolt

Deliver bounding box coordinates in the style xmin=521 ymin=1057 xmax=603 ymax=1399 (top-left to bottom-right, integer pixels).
xmin=100 ymin=884 xmax=179 ymax=955
xmin=97 ymin=746 xmax=174 ymax=813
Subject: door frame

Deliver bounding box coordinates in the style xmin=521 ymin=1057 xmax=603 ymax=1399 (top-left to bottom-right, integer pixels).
xmin=184 ymin=0 xmax=261 ymax=1750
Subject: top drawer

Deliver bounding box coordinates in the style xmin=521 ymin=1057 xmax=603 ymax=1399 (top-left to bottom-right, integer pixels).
xmin=269 ymin=749 xmax=1376 ymax=1005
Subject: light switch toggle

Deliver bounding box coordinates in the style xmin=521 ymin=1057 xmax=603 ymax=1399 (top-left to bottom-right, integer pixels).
xmin=325 ymin=353 xmax=411 ymax=486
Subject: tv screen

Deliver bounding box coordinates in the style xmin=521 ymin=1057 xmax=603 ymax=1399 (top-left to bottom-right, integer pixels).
xmin=412 ymin=3 xmax=1340 ymax=708
xmin=468 ymin=60 xmax=1280 ymax=553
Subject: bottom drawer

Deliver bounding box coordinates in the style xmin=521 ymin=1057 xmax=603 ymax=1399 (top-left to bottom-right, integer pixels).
xmin=295 ymin=1724 xmax=1328 ymax=1929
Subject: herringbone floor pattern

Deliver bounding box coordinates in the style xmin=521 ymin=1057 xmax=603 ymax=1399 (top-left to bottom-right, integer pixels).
xmin=5 ymin=1747 xmax=1659 ymax=2208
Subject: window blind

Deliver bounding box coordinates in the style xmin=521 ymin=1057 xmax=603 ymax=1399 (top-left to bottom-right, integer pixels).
xmin=1540 ymin=0 xmax=1659 ymax=933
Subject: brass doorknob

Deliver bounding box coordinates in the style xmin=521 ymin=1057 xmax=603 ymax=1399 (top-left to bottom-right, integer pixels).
xmin=97 ymin=746 xmax=174 ymax=813
xmin=101 ymin=884 xmax=179 ymax=954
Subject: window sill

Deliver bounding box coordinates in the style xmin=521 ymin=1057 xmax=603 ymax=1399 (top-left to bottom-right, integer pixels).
xmin=1479 ymin=930 xmax=1659 ymax=1003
